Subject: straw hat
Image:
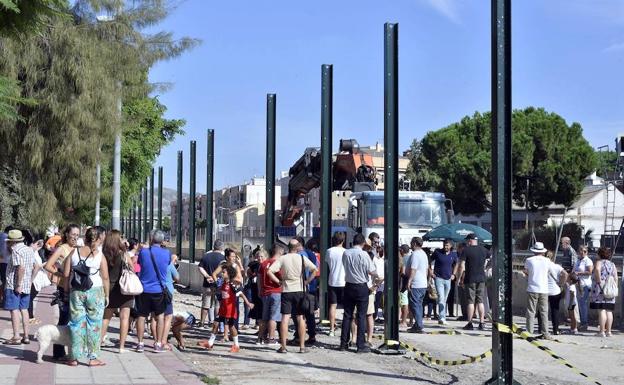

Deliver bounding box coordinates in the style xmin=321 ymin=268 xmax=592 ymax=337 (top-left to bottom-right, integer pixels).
xmin=6 ymin=229 xmax=24 ymax=242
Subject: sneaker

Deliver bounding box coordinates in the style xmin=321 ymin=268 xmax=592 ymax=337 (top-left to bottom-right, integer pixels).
xmin=136 ymin=343 xmax=144 ymax=353
xmin=407 ymin=326 xmax=424 ymax=334
xmin=153 ymin=343 xmax=165 ymax=353
xmin=255 ymin=338 xmax=264 ymax=346
xmin=229 ymin=345 xmax=240 ymax=353
xmin=438 ymin=320 xmax=448 ymax=326
xmin=241 ymin=325 xmax=250 ymax=330
xmin=267 ymin=338 xmax=279 ymax=346
xmin=463 ymin=322 xmax=474 ymax=331
xmin=569 ymin=329 xmax=578 ymax=335
xmin=328 ymin=330 xmax=335 ymax=337
xmin=338 ymin=344 xmax=349 ymax=351
xmin=305 ymin=338 xmax=316 ymax=346
xmin=478 ymin=323 xmax=485 ymax=331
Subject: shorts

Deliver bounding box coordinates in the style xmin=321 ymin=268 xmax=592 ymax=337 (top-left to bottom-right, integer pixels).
xmin=3 ymin=289 xmax=30 ymax=310
xmin=466 ymin=282 xmax=485 ymax=305
xmin=202 ymin=286 xmax=217 ymax=309
xmin=184 ymin=314 xmax=196 ymax=326
xmin=165 ymin=301 xmax=173 ymax=316
xmin=399 ymin=290 xmax=409 ymax=306
xmin=281 ymin=291 xmax=304 ymax=316
xmin=590 ymin=302 xmax=615 ymax=311
xmin=217 ymin=316 xmax=237 ymax=327
xmin=262 ymin=293 xmax=281 ymax=321
xmin=328 ymin=286 xmax=344 ymax=305
xmin=135 ymin=292 xmax=166 ymax=317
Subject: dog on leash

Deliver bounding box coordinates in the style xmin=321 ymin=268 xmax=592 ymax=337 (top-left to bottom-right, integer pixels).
xmin=35 ymin=324 xmax=71 ymax=364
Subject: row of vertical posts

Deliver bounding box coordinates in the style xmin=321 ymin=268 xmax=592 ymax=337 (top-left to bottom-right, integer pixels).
xmin=117 ymin=14 xmax=514 ymax=380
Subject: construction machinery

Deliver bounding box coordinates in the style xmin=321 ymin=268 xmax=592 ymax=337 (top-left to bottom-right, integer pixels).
xmin=281 ymin=139 xmax=449 ymax=247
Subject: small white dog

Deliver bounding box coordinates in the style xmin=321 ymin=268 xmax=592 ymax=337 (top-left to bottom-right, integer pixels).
xmin=35 ymin=324 xmax=71 ymax=364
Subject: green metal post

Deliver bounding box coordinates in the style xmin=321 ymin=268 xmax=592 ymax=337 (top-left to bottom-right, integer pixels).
xmin=150 ymin=168 xmax=155 ymax=233
xmin=158 ymin=167 xmax=163 ymax=230
xmin=206 ymin=129 xmax=214 ymax=252
xmin=319 ymin=64 xmax=333 ymax=322
xmin=176 ymin=151 xmax=183 ymax=259
xmin=138 ymin=190 xmax=143 ymax=243
xmin=379 ymin=22 xmax=402 ymax=354
xmin=143 ymin=179 xmax=148 ymax=241
xmin=488 ymin=0 xmax=514 ymax=383
xmin=189 ymin=141 xmax=197 ymax=263
xmin=265 ymin=94 xmax=276 ymax=251
xmin=131 ymin=200 xmax=136 ymax=239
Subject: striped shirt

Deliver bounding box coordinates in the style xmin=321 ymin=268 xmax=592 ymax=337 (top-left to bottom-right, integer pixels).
xmin=5 ymin=243 xmax=36 ymax=294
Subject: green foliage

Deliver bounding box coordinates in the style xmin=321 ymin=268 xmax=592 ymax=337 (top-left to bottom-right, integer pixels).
xmin=595 ymin=150 xmax=618 ymax=178
xmin=161 ymin=215 xmax=171 ymax=232
xmin=0 ymin=1 xmax=197 ymax=229
xmin=408 ymin=107 xmax=597 ymax=214
xmin=0 ymin=0 xmax=67 ymax=37
xmin=514 ymin=222 xmax=585 ymax=251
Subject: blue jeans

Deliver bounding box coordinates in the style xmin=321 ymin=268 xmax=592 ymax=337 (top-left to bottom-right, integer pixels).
xmin=579 ymin=285 xmax=591 ymax=326
xmin=408 ymin=288 xmax=427 ymax=330
xmin=434 ymin=277 xmax=451 ymax=321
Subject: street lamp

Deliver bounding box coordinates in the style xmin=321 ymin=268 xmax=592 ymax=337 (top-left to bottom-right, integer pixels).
xmin=96 ymin=14 xmax=122 ymax=230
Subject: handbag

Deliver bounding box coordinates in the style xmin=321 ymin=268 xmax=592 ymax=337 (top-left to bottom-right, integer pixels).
xmin=119 ymin=255 xmax=143 ymax=296
xmin=427 ymin=278 xmax=438 ymax=300
xmin=148 ymin=247 xmax=172 ymax=305
xmin=300 ymin=255 xmax=315 ymax=315
xmin=601 ymin=262 xmax=618 ymax=300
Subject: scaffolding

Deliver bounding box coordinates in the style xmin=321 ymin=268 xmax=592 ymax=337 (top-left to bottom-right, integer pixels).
xmin=599 ymin=140 xmax=624 ymax=251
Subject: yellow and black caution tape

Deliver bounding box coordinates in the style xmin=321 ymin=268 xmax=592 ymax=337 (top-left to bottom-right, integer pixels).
xmin=495 ymin=323 xmax=602 ymax=385
xmin=372 ymin=334 xmax=492 ymax=366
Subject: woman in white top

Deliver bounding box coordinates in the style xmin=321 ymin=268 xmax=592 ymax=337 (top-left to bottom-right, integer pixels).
xmin=63 ymin=227 xmax=109 ymax=367
xmin=573 ymin=245 xmax=593 ymax=330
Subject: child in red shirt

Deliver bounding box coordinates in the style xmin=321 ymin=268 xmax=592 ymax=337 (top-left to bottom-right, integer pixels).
xmin=198 ymin=265 xmax=253 ymax=352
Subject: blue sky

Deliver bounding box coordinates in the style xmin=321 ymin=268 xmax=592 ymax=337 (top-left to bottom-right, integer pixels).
xmin=148 ymin=0 xmax=624 ymax=192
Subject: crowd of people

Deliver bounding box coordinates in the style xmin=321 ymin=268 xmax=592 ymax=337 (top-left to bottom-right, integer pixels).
xmin=0 ymin=225 xmax=184 ymax=366
xmin=0 ymin=224 xmax=621 ymax=363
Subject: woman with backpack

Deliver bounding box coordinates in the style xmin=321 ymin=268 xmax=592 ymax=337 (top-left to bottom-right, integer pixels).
xmin=63 ymin=226 xmax=109 ymax=366
xmin=590 ymin=246 xmax=618 ymax=337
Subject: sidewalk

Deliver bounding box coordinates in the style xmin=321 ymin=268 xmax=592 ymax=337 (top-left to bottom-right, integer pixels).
xmin=0 ymin=287 xmax=206 ymax=385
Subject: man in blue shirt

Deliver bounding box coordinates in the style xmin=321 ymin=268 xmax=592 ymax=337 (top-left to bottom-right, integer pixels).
xmin=431 ymin=239 xmax=459 ymax=325
xmin=135 ymin=230 xmax=171 ymax=353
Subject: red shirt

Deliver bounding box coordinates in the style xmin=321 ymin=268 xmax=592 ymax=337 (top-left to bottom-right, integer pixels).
xmin=218 ymin=282 xmax=237 ymax=319
xmin=260 ymin=258 xmax=282 ymax=296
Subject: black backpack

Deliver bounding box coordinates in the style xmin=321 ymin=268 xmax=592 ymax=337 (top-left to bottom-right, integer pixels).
xmin=71 ymin=248 xmax=99 ymax=291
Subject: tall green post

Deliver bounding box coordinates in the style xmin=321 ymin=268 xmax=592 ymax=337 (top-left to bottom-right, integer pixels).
xmin=143 ymin=179 xmax=148 ymax=241
xmin=138 ymin=190 xmax=143 ymax=242
xmin=158 ymin=166 xmax=163 ymax=230
xmin=189 ymin=141 xmax=197 ymax=263
xmin=206 ymin=129 xmax=214 ymax=252
xmin=176 ymin=151 xmax=183 ymax=259
xmin=131 ymin=200 xmax=136 ymax=239
xmin=265 ymin=94 xmax=276 ymax=251
xmin=319 ymin=64 xmax=333 ymax=322
xmin=378 ymin=22 xmax=403 ymax=355
xmin=150 ymin=168 xmax=155 ymax=233
xmin=488 ymin=0 xmax=514 ymax=383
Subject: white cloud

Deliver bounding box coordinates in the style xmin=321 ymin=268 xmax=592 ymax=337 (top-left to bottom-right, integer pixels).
xmin=422 ymin=0 xmax=461 ymax=24
xmin=604 ymin=42 xmax=624 ymax=53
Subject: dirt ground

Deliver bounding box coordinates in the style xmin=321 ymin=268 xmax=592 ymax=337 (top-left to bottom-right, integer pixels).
xmin=170 ymin=288 xmax=623 ymax=385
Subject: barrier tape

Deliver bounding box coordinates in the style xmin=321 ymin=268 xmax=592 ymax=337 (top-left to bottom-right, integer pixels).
xmin=494 ymin=323 xmax=602 ymax=385
xmin=372 ymin=334 xmax=493 ymax=366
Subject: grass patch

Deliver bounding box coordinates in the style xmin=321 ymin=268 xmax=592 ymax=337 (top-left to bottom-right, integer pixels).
xmin=201 ymin=375 xmax=220 ymax=385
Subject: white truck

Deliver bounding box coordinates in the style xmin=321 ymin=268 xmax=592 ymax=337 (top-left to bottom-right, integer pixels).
xmin=347 ymin=190 xmax=449 ymax=249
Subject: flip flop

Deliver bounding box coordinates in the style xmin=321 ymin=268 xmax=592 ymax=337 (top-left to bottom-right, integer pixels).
xmin=88 ymin=360 xmax=106 ymax=367
xmin=277 ymin=347 xmax=288 ymax=354
xmin=3 ymin=338 xmax=22 ymax=345
xmin=299 ymin=348 xmax=309 ymax=354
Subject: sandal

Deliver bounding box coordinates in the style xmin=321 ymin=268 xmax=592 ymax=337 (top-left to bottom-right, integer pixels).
xmin=88 ymin=359 xmax=106 ymax=367
xmin=3 ymin=338 xmax=22 ymax=345
xmin=299 ymin=348 xmax=309 ymax=354
xmin=277 ymin=347 xmax=288 ymax=354
xmin=178 ymin=345 xmax=186 ymax=351
xmin=66 ymin=360 xmax=79 ymax=367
